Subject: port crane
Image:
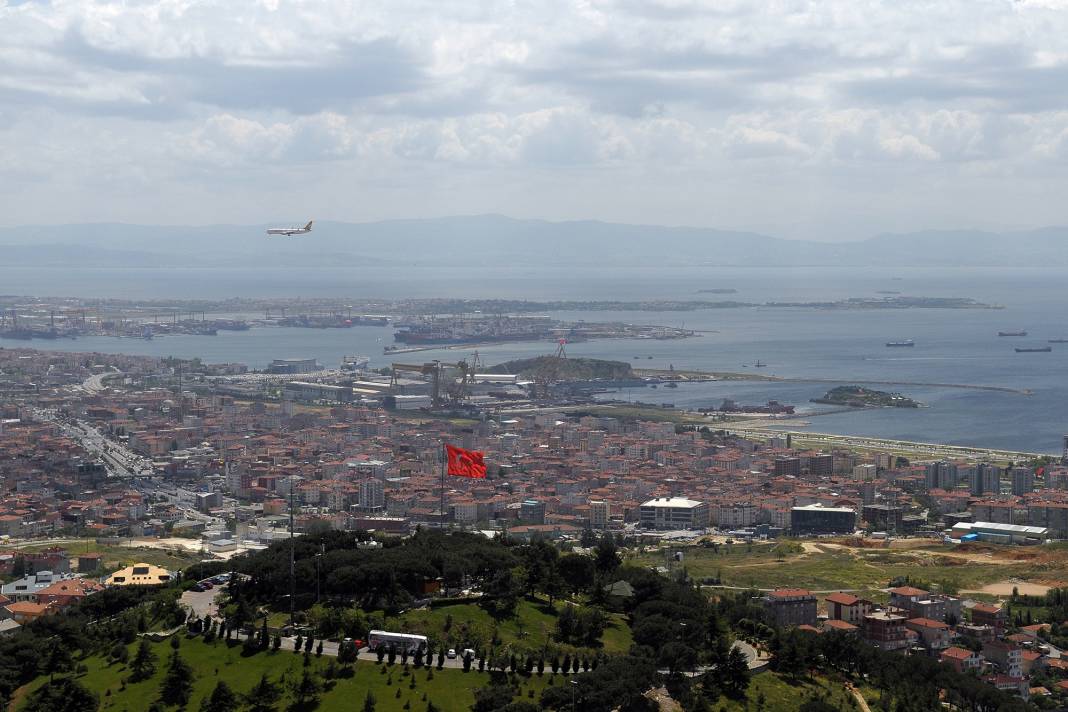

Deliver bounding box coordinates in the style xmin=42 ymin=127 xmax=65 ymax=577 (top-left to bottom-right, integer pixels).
xmin=389 ymin=360 xmax=475 ymax=408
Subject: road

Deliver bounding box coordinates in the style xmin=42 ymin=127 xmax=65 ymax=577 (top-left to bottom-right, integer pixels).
xmin=81 ymin=369 xmax=120 ymax=394
xmin=30 ymin=407 xmax=153 ymax=477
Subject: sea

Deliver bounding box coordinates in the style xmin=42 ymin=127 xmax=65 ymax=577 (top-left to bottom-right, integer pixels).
xmin=2 ymin=264 xmax=1066 ymax=454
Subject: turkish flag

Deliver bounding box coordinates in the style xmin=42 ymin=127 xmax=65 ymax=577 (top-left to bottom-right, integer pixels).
xmin=445 ymin=444 xmax=487 ymax=479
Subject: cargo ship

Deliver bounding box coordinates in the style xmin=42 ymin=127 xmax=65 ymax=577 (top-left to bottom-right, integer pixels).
xmin=1049 ymin=339 xmax=1068 ymax=343
xmin=1016 ymin=346 xmax=1052 ymax=353
xmin=999 ymin=330 xmax=1028 ymax=337
xmin=886 ymin=340 xmax=915 ymax=347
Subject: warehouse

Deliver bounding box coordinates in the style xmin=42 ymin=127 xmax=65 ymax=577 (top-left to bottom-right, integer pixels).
xmin=948 ymin=521 xmax=1048 ymax=545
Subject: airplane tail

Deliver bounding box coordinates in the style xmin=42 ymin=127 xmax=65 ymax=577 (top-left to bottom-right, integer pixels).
xmin=304 ymin=220 xmax=314 ymax=231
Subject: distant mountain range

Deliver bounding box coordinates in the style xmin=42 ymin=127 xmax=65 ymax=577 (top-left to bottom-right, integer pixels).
xmin=1 ymin=215 xmax=1066 ymax=269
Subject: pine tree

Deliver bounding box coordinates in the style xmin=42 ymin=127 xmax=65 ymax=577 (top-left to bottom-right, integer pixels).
xmin=362 ymin=690 xmax=377 ymax=712
xmin=244 ymin=674 xmax=283 ymax=712
xmin=159 ymin=649 xmax=194 ymax=707
xmin=130 ymin=639 xmax=157 ymax=681
xmin=289 ymin=668 xmax=323 ymax=708
xmin=200 ymin=680 xmax=239 ymax=712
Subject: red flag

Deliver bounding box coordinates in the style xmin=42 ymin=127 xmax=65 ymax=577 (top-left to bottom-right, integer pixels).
xmin=445 ymin=444 xmax=487 ymax=479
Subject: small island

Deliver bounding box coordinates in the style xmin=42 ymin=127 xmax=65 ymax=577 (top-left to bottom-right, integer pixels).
xmin=811 ymin=385 xmax=920 ymax=408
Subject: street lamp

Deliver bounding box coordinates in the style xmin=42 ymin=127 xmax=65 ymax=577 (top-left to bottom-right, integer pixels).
xmin=570 ymin=680 xmax=579 ymax=712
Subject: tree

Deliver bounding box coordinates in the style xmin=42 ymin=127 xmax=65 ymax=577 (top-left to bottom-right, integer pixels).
xmin=23 ymin=678 xmax=98 ymax=712
xmin=243 ymin=675 xmax=283 ymax=712
xmin=289 ymin=668 xmax=323 ymax=708
xmin=720 ymin=646 xmax=751 ymax=699
xmin=110 ymin=642 xmax=130 ymax=664
xmin=481 ymin=567 xmax=521 ymax=618
xmin=200 ymin=681 xmax=240 ymax=712
xmin=594 ymin=533 xmax=620 ymax=576
xmin=130 ymin=639 xmax=157 ymax=681
xmin=558 ymin=553 xmax=595 ymax=595
xmin=159 ymin=649 xmax=195 ymax=707
xmin=362 ymin=691 xmax=377 ymax=712
xmin=44 ymin=641 xmax=73 ymax=682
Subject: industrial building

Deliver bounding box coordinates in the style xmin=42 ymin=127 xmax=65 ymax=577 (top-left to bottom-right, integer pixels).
xmin=948 ymin=521 xmax=1048 ymax=545
xmin=267 ymin=358 xmax=320 ymax=374
xmin=282 ymin=381 xmax=354 ymax=403
xmin=639 ymin=497 xmax=710 ymax=530
xmin=791 ymin=504 xmax=856 ymax=535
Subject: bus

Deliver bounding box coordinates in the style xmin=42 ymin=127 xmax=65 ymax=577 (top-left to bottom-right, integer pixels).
xmin=367 ymin=630 xmax=429 ymax=653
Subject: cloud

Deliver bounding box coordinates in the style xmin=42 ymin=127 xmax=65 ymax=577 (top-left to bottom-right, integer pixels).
xmin=4 ymin=0 xmax=1068 ymax=236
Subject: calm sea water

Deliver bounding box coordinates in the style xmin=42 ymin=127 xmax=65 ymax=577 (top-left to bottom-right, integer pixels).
xmin=1 ymin=265 xmax=1065 ymax=453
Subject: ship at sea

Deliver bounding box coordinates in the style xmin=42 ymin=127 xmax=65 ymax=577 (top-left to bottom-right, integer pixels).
xmin=999 ymin=330 xmax=1028 ymax=337
xmin=1049 ymin=339 xmax=1068 ymax=343
xmin=886 ymin=340 xmax=915 ymax=347
xmin=1016 ymin=346 xmax=1052 ymax=353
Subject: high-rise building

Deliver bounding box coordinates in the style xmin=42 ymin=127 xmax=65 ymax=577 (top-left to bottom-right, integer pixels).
xmin=1011 ymin=467 xmax=1035 ymax=496
xmin=589 ymin=500 xmax=609 ymax=530
xmin=925 ymin=461 xmax=958 ymax=491
xmin=969 ymin=464 xmax=1001 ymax=496
xmin=359 ymin=479 xmax=385 ymax=510
xmin=520 ymin=499 xmax=546 ymax=524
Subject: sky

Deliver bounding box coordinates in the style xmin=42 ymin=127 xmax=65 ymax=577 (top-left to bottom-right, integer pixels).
xmin=3 ymin=0 xmax=1068 ymax=240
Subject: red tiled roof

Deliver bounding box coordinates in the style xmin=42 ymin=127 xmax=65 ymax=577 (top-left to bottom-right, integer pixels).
xmin=825 ymin=592 xmax=860 ymax=606
xmin=941 ymin=647 xmax=976 ymax=661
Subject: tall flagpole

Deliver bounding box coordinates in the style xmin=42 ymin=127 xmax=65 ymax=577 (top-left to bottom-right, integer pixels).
xmin=440 ymin=443 xmax=446 ymax=529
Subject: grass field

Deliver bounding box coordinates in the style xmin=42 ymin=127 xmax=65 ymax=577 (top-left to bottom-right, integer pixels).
xmin=18 ymin=540 xmax=202 ymax=573
xmin=631 ymin=540 xmax=1034 ymax=597
xmin=16 ymin=637 xmax=562 ymax=712
xmin=386 ymin=597 xmax=634 ymax=655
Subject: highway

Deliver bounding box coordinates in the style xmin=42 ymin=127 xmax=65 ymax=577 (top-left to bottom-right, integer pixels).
xmin=81 ymin=368 xmax=121 ymax=394
xmin=30 ymin=407 xmax=154 ymax=477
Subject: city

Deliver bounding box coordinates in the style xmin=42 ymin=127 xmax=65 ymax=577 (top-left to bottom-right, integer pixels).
xmin=5 ymin=0 xmax=1068 ymax=710
xmin=1 ymin=342 xmax=1066 ymax=709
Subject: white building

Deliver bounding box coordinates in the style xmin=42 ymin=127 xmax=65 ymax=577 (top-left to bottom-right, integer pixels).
xmin=639 ymin=497 xmax=709 ymax=530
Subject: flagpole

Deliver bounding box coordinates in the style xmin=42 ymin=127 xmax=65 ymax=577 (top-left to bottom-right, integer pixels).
xmin=441 ymin=443 xmax=446 ymax=530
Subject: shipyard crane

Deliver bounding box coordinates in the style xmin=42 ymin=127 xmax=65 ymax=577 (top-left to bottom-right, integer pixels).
xmin=390 ymin=360 xmax=475 ymax=408
xmin=530 ymin=338 xmax=569 ymax=400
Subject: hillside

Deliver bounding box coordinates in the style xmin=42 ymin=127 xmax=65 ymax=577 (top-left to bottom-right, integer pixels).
xmin=3 ymin=215 xmax=1068 ymax=269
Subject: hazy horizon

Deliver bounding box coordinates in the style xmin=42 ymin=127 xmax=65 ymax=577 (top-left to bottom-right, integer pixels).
xmin=4 ymin=1 xmax=1068 ymax=240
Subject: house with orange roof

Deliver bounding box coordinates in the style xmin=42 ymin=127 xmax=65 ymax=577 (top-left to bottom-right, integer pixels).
xmin=940 ymin=646 xmax=982 ymax=674
xmin=825 ymin=592 xmax=874 ymax=625
xmin=34 ymin=577 xmax=105 ymax=608
xmin=4 ymin=601 xmax=54 ymax=624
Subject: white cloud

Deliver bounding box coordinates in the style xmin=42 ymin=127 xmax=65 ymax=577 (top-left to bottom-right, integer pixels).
xmin=3 ymin=0 xmax=1068 ymax=236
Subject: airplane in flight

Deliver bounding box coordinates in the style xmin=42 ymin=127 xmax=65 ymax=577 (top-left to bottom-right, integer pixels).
xmin=266 ymin=220 xmax=313 ymax=237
